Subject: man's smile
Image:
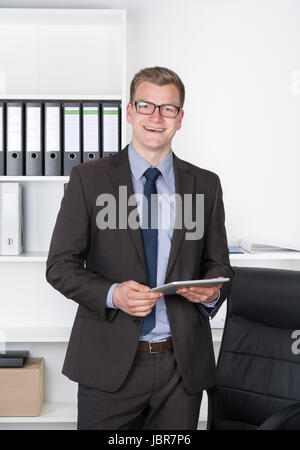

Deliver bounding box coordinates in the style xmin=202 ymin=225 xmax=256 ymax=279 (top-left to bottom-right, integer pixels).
xmin=143 ymin=125 xmax=165 ymax=133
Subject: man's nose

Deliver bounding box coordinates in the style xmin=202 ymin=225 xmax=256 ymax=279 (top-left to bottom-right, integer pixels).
xmin=151 ymin=106 xmax=163 ymax=121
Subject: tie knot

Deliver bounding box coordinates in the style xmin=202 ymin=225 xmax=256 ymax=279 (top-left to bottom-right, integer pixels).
xmin=144 ymin=167 xmax=161 ymax=183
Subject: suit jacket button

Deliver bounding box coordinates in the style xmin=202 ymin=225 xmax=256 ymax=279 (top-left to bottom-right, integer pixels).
xmin=133 ymin=319 xmax=141 ymax=326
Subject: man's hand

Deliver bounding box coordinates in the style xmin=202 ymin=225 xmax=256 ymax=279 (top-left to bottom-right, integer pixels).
xmin=176 ymin=277 xmax=224 ymax=304
xmin=113 ymin=280 xmax=163 ymax=317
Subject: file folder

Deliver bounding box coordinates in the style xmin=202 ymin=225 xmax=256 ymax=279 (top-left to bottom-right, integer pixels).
xmin=63 ymin=103 xmax=81 ymax=175
xmin=6 ymin=103 xmax=24 ymax=176
xmin=82 ymin=103 xmax=101 ymax=162
xmin=45 ymin=103 xmax=62 ymax=176
xmin=102 ymin=102 xmax=120 ymax=157
xmin=0 ymin=103 xmax=4 ymax=175
xmin=0 ymin=182 xmax=23 ymax=255
xmin=25 ymin=103 xmax=43 ymax=176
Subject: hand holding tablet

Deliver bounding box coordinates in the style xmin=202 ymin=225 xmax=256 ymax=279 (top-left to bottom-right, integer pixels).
xmin=150 ymin=277 xmax=230 ymax=295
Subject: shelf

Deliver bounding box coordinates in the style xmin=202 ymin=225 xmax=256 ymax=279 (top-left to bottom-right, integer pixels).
xmin=0 ymin=401 xmax=209 ymax=425
xmin=0 ymin=326 xmax=222 ymax=344
xmin=1 ymin=327 xmax=71 ymax=342
xmin=0 ymin=94 xmax=122 ymax=101
xmin=0 ymin=177 xmax=69 ymax=182
xmin=0 ymin=252 xmax=48 ymax=262
xmin=230 ymin=251 xmax=300 ymax=260
xmin=0 ymin=402 xmax=77 ymax=423
xmin=0 ymin=402 xmax=208 ymax=426
xmin=2 ymin=250 xmax=300 ymax=263
xmin=0 ymin=8 xmax=126 ymax=27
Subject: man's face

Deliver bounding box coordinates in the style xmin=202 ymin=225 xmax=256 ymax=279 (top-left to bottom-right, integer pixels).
xmin=127 ymin=81 xmax=184 ymax=154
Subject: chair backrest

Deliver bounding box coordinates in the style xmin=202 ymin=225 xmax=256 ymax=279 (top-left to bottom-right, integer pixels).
xmin=208 ymin=266 xmax=300 ymax=430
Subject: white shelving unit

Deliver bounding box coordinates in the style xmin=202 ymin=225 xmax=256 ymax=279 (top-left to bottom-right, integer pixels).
xmin=0 ymin=8 xmax=126 ymax=430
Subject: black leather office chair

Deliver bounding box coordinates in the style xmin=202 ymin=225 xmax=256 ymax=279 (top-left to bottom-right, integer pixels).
xmin=207 ymin=266 xmax=300 ymax=430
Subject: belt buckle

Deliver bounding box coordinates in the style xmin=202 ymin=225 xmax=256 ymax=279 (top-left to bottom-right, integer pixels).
xmin=149 ymin=342 xmax=159 ymax=354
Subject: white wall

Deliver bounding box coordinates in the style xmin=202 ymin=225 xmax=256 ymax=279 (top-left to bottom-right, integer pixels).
xmin=1 ymin=0 xmax=299 ymax=248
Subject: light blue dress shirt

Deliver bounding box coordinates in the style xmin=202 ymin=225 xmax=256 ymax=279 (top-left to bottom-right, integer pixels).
xmin=106 ymin=143 xmax=219 ymax=342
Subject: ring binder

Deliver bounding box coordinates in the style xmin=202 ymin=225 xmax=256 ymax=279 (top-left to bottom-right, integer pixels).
xmin=6 ymin=102 xmax=24 ymax=176
xmin=0 ymin=102 xmax=4 ymax=175
xmin=45 ymin=102 xmax=62 ymax=176
xmin=25 ymin=102 xmax=43 ymax=176
xmin=82 ymin=103 xmax=101 ymax=162
xmin=63 ymin=102 xmax=81 ymax=175
xmin=0 ymin=182 xmax=23 ymax=255
xmin=102 ymin=102 xmax=120 ymax=158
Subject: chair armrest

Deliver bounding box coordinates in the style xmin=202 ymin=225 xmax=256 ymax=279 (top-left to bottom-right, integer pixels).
xmin=257 ymin=401 xmax=300 ymax=430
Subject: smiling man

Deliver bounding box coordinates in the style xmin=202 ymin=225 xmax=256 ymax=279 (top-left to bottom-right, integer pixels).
xmin=127 ymin=81 xmax=183 ymax=163
xmin=46 ymin=66 xmax=234 ymax=430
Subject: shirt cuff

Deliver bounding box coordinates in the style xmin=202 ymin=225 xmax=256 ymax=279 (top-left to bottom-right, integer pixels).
xmin=106 ymin=283 xmax=119 ymax=309
xmin=202 ymin=290 xmax=220 ymax=308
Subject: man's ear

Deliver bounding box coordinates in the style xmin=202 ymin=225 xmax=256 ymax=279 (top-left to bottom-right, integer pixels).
xmin=177 ymin=109 xmax=184 ymax=130
xmin=126 ymin=102 xmax=133 ymax=124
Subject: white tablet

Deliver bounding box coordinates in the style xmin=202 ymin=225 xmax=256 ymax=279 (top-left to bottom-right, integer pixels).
xmin=151 ymin=278 xmax=230 ymax=295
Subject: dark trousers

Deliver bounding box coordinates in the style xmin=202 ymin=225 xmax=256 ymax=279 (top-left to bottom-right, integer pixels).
xmin=77 ymin=349 xmax=202 ymax=430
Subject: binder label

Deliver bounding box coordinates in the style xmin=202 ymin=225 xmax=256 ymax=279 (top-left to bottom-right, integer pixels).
xmin=46 ymin=106 xmax=60 ymax=152
xmin=26 ymin=106 xmax=41 ymax=152
xmin=7 ymin=107 xmax=22 ymax=152
xmin=103 ymin=107 xmax=119 ymax=154
xmin=83 ymin=107 xmax=99 ymax=152
xmin=64 ymin=107 xmax=80 ymax=152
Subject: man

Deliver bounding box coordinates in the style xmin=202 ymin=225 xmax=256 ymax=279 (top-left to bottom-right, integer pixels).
xmin=46 ymin=66 xmax=234 ymax=430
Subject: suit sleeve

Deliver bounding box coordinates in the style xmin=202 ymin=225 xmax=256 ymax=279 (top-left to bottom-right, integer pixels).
xmin=197 ymin=176 xmax=234 ymax=318
xmin=45 ymin=166 xmax=117 ymax=321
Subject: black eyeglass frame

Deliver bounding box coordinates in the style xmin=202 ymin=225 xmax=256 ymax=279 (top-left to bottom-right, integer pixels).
xmin=133 ymin=100 xmax=181 ymax=118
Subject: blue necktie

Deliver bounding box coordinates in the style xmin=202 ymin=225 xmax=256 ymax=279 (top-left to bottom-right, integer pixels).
xmin=141 ymin=167 xmax=161 ymax=335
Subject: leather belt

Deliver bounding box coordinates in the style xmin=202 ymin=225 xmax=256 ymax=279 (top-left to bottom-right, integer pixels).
xmin=137 ymin=338 xmax=173 ymax=354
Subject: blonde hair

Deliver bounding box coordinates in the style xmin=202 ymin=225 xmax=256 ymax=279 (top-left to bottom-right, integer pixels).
xmin=130 ymin=66 xmax=185 ymax=107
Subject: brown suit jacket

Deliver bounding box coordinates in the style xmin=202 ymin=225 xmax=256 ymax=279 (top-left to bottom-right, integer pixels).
xmin=46 ymin=145 xmax=234 ymax=394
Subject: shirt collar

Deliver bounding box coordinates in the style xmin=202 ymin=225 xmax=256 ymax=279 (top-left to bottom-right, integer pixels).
xmin=128 ymin=143 xmax=174 ymax=184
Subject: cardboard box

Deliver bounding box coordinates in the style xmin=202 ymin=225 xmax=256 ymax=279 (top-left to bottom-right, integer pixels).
xmin=0 ymin=357 xmax=44 ymax=416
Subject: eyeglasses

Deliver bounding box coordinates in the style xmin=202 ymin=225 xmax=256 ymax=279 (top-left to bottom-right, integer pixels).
xmin=133 ymin=100 xmax=181 ymax=118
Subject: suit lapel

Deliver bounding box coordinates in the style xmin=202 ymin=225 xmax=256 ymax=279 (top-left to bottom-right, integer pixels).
xmin=165 ymin=154 xmax=196 ymax=281
xmin=108 ymin=146 xmax=147 ymax=274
